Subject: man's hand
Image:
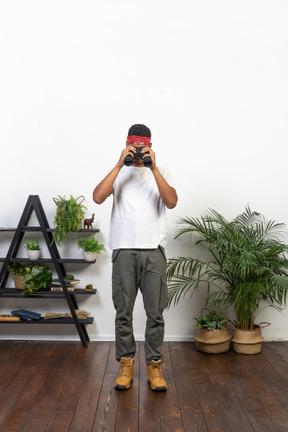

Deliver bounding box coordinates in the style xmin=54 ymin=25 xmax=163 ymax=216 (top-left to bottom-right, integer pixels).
xmin=141 ymin=146 xmax=156 ymax=169
xmin=117 ymin=145 xmax=136 ymax=168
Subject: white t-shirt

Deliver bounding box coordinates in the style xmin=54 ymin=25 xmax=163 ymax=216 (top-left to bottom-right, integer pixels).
xmin=109 ymin=166 xmax=175 ymax=250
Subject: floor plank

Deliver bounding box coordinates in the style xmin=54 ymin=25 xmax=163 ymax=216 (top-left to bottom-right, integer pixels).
xmin=169 ymin=341 xmax=208 ymax=432
xmin=91 ymin=342 xmax=120 ymax=432
xmin=0 ymin=342 xmax=55 ymax=432
xmin=183 ymin=344 xmax=232 ymax=432
xmin=0 ymin=341 xmax=288 ymax=432
xmin=139 ymin=343 xmax=162 ymax=432
xmin=223 ymin=351 xmax=278 ymax=432
xmin=23 ymin=342 xmax=82 ymax=432
xmin=116 ymin=342 xmax=140 ymax=432
xmin=204 ymin=351 xmax=254 ymax=432
xmin=0 ymin=340 xmax=36 ymax=395
xmin=70 ymin=341 xmax=111 ymax=432
xmin=45 ymin=342 xmax=95 ymax=432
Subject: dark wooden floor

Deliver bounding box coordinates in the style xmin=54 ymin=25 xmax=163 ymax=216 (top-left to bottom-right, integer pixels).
xmin=0 ymin=341 xmax=288 ymax=432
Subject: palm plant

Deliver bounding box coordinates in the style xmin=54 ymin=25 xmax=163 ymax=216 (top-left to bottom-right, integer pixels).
xmin=167 ymin=207 xmax=288 ymax=329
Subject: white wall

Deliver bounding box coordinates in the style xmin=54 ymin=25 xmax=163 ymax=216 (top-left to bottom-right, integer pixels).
xmin=0 ymin=0 xmax=288 ymax=342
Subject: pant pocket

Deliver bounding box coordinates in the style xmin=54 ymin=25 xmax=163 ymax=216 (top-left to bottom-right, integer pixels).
xmin=159 ymin=276 xmax=168 ymax=311
xmin=112 ymin=274 xmax=123 ymax=310
xmin=158 ymin=245 xmax=167 ymax=262
xmin=111 ymin=249 xmax=121 ymax=263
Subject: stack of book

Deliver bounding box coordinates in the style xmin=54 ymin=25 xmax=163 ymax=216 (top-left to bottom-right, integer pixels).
xmin=50 ymin=278 xmax=80 ymax=292
xmin=11 ymin=309 xmax=42 ymax=321
xmin=0 ymin=314 xmax=20 ymax=322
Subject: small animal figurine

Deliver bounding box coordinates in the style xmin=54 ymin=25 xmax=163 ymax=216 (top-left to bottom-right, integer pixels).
xmin=84 ymin=214 xmax=95 ymax=230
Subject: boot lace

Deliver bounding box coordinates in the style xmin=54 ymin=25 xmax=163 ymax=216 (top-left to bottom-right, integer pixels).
xmin=150 ymin=364 xmax=163 ymax=378
xmin=119 ymin=363 xmax=131 ymax=377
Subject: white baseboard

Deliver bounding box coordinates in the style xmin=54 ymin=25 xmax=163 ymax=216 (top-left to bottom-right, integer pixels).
xmin=0 ymin=334 xmax=286 ymax=342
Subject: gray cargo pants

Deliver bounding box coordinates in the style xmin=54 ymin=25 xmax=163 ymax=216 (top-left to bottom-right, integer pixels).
xmin=112 ymin=247 xmax=168 ymax=364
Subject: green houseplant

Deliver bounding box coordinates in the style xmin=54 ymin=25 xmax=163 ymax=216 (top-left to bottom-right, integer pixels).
xmin=8 ymin=263 xmax=53 ymax=296
xmin=167 ymin=207 xmax=288 ymax=353
xmin=193 ymin=308 xmax=232 ymax=354
xmin=24 ymin=239 xmax=40 ymax=260
xmin=8 ymin=263 xmax=26 ymax=289
xmin=76 ymin=237 xmax=106 ymax=261
xmin=194 ymin=308 xmax=228 ymax=331
xmin=52 ymin=195 xmax=87 ymax=246
xmin=24 ymin=239 xmax=40 ymax=250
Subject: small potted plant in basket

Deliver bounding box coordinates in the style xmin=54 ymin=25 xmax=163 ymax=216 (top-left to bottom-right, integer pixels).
xmin=24 ymin=239 xmax=40 ymax=260
xmin=8 ymin=263 xmax=53 ymax=296
xmin=8 ymin=263 xmax=26 ymax=290
xmin=193 ymin=308 xmax=232 ymax=354
xmin=76 ymin=237 xmax=106 ymax=261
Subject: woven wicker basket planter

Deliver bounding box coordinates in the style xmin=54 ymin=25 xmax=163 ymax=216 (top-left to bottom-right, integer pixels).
xmin=232 ymin=326 xmax=264 ymax=355
xmin=13 ymin=275 xmax=25 ymax=290
xmin=194 ymin=327 xmax=232 ymax=354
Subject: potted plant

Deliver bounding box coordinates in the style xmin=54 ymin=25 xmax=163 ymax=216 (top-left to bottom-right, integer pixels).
xmin=24 ymin=239 xmax=40 ymax=260
xmin=52 ymin=195 xmax=87 ymax=246
xmin=84 ymin=284 xmax=94 ymax=292
xmin=76 ymin=237 xmax=106 ymax=261
xmin=8 ymin=263 xmax=26 ymax=290
xmin=193 ymin=308 xmax=232 ymax=354
xmin=167 ymin=207 xmax=288 ymax=354
xmin=8 ymin=263 xmax=53 ymax=296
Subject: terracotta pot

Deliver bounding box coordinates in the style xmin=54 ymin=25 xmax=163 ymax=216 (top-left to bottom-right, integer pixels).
xmin=194 ymin=327 xmax=232 ymax=354
xmin=232 ymin=326 xmax=264 ymax=354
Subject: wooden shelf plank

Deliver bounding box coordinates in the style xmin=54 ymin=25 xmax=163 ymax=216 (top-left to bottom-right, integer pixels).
xmin=0 ymin=288 xmax=97 ymax=298
xmin=46 ymin=228 xmax=100 ymax=233
xmin=0 ymin=317 xmax=94 ymax=324
xmin=0 ymin=227 xmax=100 ymax=233
xmin=7 ymin=258 xmax=96 ymax=264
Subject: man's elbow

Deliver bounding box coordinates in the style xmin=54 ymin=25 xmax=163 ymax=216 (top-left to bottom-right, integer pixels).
xmin=93 ymin=197 xmax=103 ymax=205
xmin=93 ymin=192 xmax=104 ymax=205
xmin=166 ymin=191 xmax=178 ymax=209
xmin=93 ymin=188 xmax=113 ymax=205
xmin=166 ymin=201 xmax=177 ymax=209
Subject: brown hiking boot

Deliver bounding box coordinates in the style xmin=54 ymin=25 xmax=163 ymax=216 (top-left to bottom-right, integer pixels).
xmin=114 ymin=357 xmax=135 ymax=390
xmin=147 ymin=360 xmax=167 ymax=392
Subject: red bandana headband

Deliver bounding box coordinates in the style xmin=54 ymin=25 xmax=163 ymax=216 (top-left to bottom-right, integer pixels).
xmin=127 ymin=135 xmax=151 ymax=146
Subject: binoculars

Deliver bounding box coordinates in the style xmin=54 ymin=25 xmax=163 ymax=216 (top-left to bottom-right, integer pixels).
xmin=124 ymin=148 xmax=152 ymax=167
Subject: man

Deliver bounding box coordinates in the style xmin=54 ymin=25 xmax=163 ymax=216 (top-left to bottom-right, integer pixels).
xmin=93 ymin=124 xmax=177 ymax=392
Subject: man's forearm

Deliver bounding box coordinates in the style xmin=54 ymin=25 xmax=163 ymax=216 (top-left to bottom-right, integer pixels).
xmin=93 ymin=164 xmax=121 ymax=204
xmin=151 ymin=166 xmax=178 ymax=209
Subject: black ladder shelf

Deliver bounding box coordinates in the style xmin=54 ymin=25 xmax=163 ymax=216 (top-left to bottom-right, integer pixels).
xmin=0 ymin=195 xmax=99 ymax=347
